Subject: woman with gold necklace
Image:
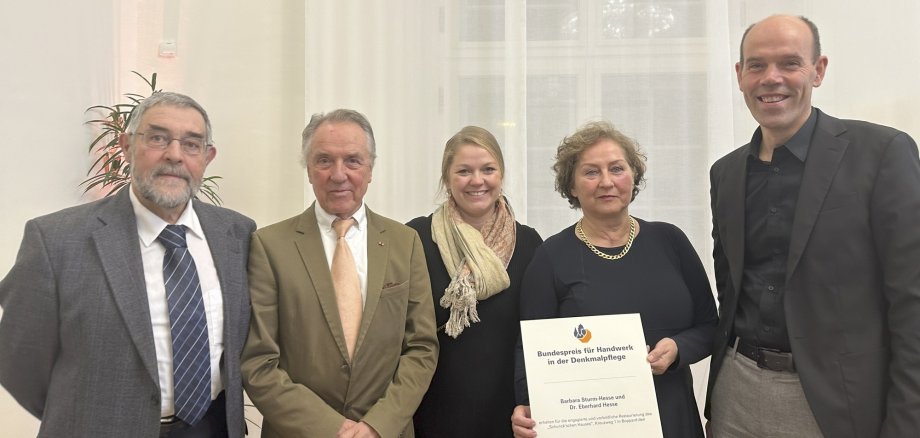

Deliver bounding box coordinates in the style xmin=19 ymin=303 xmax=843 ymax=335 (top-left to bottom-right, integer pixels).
xmin=511 ymin=121 xmax=717 ymax=438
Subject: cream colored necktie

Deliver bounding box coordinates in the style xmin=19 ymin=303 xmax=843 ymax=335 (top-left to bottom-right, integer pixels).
xmin=332 ymin=217 xmax=362 ymax=361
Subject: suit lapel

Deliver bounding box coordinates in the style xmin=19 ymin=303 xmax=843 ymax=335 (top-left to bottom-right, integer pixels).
xmin=294 ymin=205 xmax=351 ymax=361
xmin=355 ymin=209 xmax=388 ymax=355
xmin=92 ymin=189 xmax=159 ymax=385
xmin=718 ymin=150 xmax=748 ymax=295
xmin=195 ymin=201 xmax=241 ymax=373
xmin=786 ymin=111 xmax=849 ymax=279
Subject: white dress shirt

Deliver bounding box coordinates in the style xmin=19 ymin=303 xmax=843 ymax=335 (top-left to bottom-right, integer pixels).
xmin=315 ymin=203 xmax=369 ymax=305
xmin=130 ymin=190 xmax=224 ymax=417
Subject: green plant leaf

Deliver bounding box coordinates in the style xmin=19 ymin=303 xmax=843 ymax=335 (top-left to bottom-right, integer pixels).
xmin=198 ymin=175 xmax=224 ymax=205
xmin=133 ymin=70 xmax=153 ymax=90
xmin=85 ymin=105 xmax=117 ymax=114
xmin=87 ymin=131 xmax=112 ymax=152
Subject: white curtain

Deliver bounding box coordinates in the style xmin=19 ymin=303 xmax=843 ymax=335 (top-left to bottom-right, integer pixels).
xmin=304 ymin=1 xmax=733 ymax=248
xmin=300 ymin=0 xmax=920 ymax=252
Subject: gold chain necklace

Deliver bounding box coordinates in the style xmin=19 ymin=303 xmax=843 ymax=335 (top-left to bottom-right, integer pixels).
xmin=575 ymin=216 xmax=636 ymax=260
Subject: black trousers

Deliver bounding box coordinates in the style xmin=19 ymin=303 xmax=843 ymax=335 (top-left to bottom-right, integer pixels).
xmin=160 ymin=391 xmax=229 ymax=438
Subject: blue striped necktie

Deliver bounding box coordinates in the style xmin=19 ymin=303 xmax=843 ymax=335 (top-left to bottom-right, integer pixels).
xmin=158 ymin=224 xmax=211 ymax=425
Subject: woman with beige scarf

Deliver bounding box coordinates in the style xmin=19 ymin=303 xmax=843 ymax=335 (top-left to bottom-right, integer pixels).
xmin=408 ymin=126 xmax=542 ymax=438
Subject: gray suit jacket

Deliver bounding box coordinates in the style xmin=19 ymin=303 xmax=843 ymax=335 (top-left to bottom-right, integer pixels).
xmin=241 ymin=204 xmax=438 ymax=438
xmin=707 ymin=109 xmax=920 ymax=437
xmin=0 ymin=188 xmax=255 ymax=437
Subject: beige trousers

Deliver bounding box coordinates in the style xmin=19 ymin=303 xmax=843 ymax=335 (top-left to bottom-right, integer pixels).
xmin=710 ymin=344 xmax=823 ymax=438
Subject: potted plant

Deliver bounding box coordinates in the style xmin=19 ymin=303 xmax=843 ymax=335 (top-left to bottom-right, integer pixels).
xmin=82 ymin=71 xmax=222 ymax=204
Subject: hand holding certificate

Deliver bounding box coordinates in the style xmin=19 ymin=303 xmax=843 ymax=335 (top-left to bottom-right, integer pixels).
xmin=519 ymin=313 xmax=663 ymax=437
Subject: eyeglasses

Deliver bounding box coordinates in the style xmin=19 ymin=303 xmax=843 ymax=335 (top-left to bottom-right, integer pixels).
xmin=132 ymin=131 xmax=209 ymax=156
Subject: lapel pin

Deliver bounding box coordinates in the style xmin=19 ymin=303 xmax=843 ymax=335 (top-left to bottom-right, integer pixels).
xmin=378 ymin=241 xmax=385 ymax=246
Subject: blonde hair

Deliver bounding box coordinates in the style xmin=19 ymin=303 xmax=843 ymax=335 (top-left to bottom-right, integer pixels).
xmin=439 ymin=126 xmax=505 ymax=195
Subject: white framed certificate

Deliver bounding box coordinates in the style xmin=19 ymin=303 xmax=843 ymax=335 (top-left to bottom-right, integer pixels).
xmin=520 ymin=313 xmax=663 ymax=437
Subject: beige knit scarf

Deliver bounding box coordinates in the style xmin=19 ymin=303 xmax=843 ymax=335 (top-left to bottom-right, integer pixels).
xmin=431 ymin=196 xmax=516 ymax=338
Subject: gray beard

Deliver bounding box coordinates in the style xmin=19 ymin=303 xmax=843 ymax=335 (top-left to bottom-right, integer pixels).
xmin=133 ymin=167 xmax=201 ymax=209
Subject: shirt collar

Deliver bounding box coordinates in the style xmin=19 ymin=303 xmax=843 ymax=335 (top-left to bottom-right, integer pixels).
xmin=314 ymin=202 xmax=367 ymax=233
xmin=747 ymin=107 xmax=818 ymax=162
xmin=129 ymin=188 xmax=204 ymax=247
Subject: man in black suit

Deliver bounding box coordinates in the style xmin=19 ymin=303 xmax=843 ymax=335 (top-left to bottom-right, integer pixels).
xmin=707 ymin=14 xmax=920 ymax=437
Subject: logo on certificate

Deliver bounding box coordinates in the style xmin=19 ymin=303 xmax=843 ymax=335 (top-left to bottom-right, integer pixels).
xmin=573 ymin=323 xmax=592 ymax=343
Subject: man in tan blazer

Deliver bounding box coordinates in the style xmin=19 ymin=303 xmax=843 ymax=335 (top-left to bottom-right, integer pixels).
xmin=241 ymin=109 xmax=438 ymax=438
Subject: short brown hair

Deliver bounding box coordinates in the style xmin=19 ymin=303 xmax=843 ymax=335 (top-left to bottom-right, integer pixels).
xmin=553 ymin=121 xmax=647 ymax=209
xmin=439 ymin=126 xmax=505 ymax=195
xmin=740 ymin=15 xmax=821 ymax=64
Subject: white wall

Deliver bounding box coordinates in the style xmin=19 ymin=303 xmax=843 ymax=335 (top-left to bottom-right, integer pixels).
xmin=0 ymin=0 xmax=303 ymax=433
xmin=0 ymin=1 xmax=116 ymax=434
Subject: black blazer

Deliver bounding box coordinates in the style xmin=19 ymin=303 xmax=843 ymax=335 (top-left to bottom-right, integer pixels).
xmin=706 ymin=109 xmax=920 ymax=437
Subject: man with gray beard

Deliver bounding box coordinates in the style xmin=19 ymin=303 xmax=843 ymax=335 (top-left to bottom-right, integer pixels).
xmin=0 ymin=92 xmax=255 ymax=437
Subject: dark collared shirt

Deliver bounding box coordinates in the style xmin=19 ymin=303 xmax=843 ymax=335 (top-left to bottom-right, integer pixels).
xmin=734 ymin=109 xmax=818 ymax=351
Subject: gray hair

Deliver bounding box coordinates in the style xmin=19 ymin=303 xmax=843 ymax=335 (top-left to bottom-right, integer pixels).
xmin=300 ymin=109 xmax=377 ymax=168
xmin=125 ymin=92 xmax=213 ymax=145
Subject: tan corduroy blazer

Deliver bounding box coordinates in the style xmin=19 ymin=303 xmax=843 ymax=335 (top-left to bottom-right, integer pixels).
xmin=242 ymin=204 xmax=438 ymax=438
